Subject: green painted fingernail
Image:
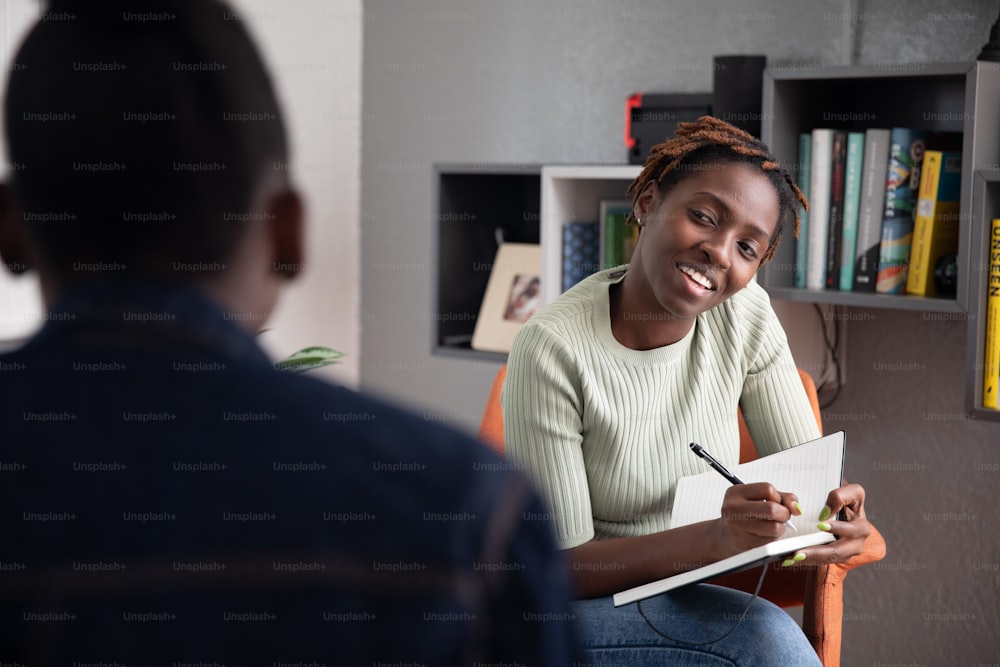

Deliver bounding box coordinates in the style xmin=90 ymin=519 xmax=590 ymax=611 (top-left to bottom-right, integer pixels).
xmin=819 ymin=506 xmax=831 ymax=521
xmin=817 ymin=521 xmax=832 ymax=532
xmin=782 ymin=553 xmax=806 ymax=567
xmin=792 ymin=501 xmax=803 ymax=515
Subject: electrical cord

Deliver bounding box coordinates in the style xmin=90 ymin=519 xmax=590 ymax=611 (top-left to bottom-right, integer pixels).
xmin=813 ymin=304 xmax=843 ymax=409
xmin=636 ymin=563 xmax=769 ymax=646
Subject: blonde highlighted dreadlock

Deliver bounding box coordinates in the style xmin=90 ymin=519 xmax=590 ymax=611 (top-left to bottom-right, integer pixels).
xmin=625 ymin=115 xmax=808 ymax=263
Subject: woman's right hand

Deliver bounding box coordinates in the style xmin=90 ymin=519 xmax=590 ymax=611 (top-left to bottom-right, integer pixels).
xmin=712 ymin=482 xmax=801 ymax=556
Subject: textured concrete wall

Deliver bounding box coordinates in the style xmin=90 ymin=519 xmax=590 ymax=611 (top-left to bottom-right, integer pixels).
xmin=361 ymin=1 xmax=999 ymax=663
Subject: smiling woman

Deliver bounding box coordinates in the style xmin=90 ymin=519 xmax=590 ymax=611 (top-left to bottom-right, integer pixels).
xmin=502 ymin=116 xmax=872 ymax=667
xmin=613 ymin=161 xmax=782 ymax=350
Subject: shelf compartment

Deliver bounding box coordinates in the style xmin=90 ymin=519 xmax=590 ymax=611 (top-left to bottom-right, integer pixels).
xmin=433 ymin=164 xmax=540 ymax=358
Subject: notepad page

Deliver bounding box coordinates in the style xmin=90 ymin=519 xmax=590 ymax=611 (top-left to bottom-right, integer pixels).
xmin=670 ymin=432 xmax=846 ymax=535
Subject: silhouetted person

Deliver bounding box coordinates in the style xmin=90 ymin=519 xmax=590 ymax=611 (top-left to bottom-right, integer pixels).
xmin=0 ymin=1 xmax=577 ymax=663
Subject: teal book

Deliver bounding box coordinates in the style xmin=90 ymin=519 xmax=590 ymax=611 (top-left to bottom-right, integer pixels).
xmin=838 ymin=132 xmax=865 ymax=291
xmin=795 ymin=133 xmax=811 ymax=289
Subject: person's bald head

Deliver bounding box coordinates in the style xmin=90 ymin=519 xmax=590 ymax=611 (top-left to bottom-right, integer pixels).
xmin=2 ymin=0 xmax=293 ymax=289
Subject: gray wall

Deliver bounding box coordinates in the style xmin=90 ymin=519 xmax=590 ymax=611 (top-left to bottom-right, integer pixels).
xmin=361 ymin=1 xmax=999 ymax=664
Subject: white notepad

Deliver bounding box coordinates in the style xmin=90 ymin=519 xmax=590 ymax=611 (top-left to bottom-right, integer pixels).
xmin=613 ymin=431 xmax=846 ymax=607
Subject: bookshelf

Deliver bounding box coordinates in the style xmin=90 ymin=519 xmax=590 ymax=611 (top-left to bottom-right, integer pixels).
xmin=760 ymin=61 xmax=1000 ymax=421
xmin=539 ymin=165 xmax=642 ymax=305
xmin=965 ymin=170 xmax=1000 ymax=421
xmin=433 ymin=164 xmax=540 ymax=361
xmin=759 ymin=61 xmax=999 ymax=310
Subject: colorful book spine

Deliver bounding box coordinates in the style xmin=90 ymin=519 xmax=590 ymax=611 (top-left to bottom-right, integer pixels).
xmin=904 ymin=151 xmax=962 ymax=296
xmin=562 ymin=221 xmax=600 ymax=291
xmin=876 ymin=128 xmax=930 ymax=294
xmin=825 ymin=130 xmax=848 ymax=290
xmin=806 ymin=129 xmax=834 ymax=290
xmin=794 ymin=133 xmax=812 ymax=289
xmin=983 ymin=218 xmax=1000 ymax=410
xmin=838 ymin=132 xmax=865 ymax=291
xmin=598 ymin=200 xmax=633 ymax=269
xmin=853 ymin=129 xmax=891 ymax=292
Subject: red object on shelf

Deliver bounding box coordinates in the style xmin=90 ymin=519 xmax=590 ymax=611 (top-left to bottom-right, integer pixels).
xmin=624 ymin=92 xmax=643 ymax=150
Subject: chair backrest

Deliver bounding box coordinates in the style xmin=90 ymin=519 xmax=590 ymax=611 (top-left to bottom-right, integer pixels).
xmin=738 ymin=368 xmax=823 ymax=462
xmin=478 ymin=364 xmax=508 ymax=453
xmin=479 ymin=364 xmax=824 ymax=463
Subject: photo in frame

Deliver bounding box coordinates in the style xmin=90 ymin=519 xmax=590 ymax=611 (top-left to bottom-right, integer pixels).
xmin=471 ymin=243 xmax=542 ymax=354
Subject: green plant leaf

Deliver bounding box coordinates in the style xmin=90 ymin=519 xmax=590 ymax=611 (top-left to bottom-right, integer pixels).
xmin=274 ymin=346 xmax=345 ymax=374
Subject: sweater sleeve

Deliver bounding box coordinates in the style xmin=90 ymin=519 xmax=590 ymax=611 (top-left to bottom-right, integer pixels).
xmin=736 ymin=283 xmax=822 ymax=457
xmin=502 ymin=320 xmax=595 ymax=550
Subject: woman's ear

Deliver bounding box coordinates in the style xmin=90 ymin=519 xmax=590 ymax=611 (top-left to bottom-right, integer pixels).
xmin=633 ymin=181 xmax=659 ymax=225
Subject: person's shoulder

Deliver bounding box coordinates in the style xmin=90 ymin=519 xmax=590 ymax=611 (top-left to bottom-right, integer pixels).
xmin=733 ymin=278 xmax=774 ymax=315
xmin=238 ymin=367 xmax=488 ymax=456
xmin=522 ymin=267 xmax=622 ymax=332
xmin=705 ymin=279 xmax=773 ymax=327
xmin=698 ymin=279 xmax=781 ymax=354
xmin=508 ymin=268 xmax=621 ymax=366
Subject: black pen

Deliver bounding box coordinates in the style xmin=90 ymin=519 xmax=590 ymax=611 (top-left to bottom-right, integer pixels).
xmin=689 ymin=442 xmax=797 ymax=532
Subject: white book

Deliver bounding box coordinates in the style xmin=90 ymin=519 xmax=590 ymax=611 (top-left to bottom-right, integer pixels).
xmin=613 ymin=431 xmax=846 ymax=607
xmin=806 ymin=129 xmax=834 ymax=290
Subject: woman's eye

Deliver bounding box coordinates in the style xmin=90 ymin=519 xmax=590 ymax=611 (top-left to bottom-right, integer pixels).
xmin=738 ymin=241 xmax=758 ymax=259
xmin=690 ymin=209 xmax=713 ymax=224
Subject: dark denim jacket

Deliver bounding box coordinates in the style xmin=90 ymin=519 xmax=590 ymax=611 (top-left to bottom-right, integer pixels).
xmin=0 ymin=280 xmax=578 ymax=665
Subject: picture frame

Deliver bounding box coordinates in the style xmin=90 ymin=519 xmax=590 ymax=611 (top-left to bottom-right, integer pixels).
xmin=471 ymin=243 xmax=542 ymax=354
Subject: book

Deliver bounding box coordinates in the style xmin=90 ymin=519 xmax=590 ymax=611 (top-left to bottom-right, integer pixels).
xmin=806 ymin=129 xmax=834 ymax=290
xmin=794 ymin=132 xmax=812 ymax=289
xmin=905 ymin=151 xmax=963 ymax=296
xmin=561 ymin=221 xmax=600 ymax=292
xmin=598 ymin=200 xmax=635 ymax=269
xmin=825 ymin=130 xmax=848 ymax=290
xmin=853 ymin=129 xmax=891 ymax=292
xmin=613 ymin=432 xmax=846 ymax=606
xmin=838 ymin=132 xmax=865 ymax=291
xmin=876 ymin=128 xmax=930 ymax=294
xmin=984 ymin=218 xmax=1000 ymax=410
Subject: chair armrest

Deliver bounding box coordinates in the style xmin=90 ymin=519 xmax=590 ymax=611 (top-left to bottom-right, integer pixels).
xmin=803 ymin=522 xmax=887 ymax=667
xmin=838 ymin=520 xmax=886 ymax=569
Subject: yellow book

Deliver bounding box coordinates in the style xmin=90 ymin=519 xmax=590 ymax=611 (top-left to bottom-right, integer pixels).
xmin=984 ymin=218 xmax=1000 ymax=410
xmin=905 ymin=151 xmax=962 ymax=296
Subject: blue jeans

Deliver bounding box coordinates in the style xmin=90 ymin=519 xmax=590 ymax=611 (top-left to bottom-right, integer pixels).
xmin=572 ymin=584 xmax=822 ymax=667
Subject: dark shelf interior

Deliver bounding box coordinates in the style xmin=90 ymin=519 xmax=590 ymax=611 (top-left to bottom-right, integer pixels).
xmin=771 ymin=73 xmax=967 ymax=138
xmin=435 ymin=168 xmax=540 ymax=355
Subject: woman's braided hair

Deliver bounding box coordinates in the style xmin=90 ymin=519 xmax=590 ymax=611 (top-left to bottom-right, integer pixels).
xmin=625 ymin=115 xmax=808 ymax=263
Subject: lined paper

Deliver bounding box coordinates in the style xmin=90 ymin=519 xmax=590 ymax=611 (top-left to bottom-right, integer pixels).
xmin=671 ymin=432 xmax=846 ymax=534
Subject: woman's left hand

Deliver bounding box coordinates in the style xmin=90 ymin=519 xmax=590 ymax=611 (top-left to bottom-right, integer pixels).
xmin=791 ymin=481 xmax=871 ymax=565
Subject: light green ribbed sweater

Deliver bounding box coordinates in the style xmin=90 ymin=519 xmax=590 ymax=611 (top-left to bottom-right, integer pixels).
xmin=502 ymin=268 xmax=821 ymax=550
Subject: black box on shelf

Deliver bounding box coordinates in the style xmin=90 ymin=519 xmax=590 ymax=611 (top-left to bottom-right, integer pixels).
xmin=625 ymin=93 xmax=712 ymax=164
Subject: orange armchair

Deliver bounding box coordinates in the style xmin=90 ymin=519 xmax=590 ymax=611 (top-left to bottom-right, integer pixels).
xmin=478 ymin=363 xmax=886 ymax=667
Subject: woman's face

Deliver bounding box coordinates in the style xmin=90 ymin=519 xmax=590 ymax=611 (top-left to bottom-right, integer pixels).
xmin=631 ymin=161 xmax=779 ymax=322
